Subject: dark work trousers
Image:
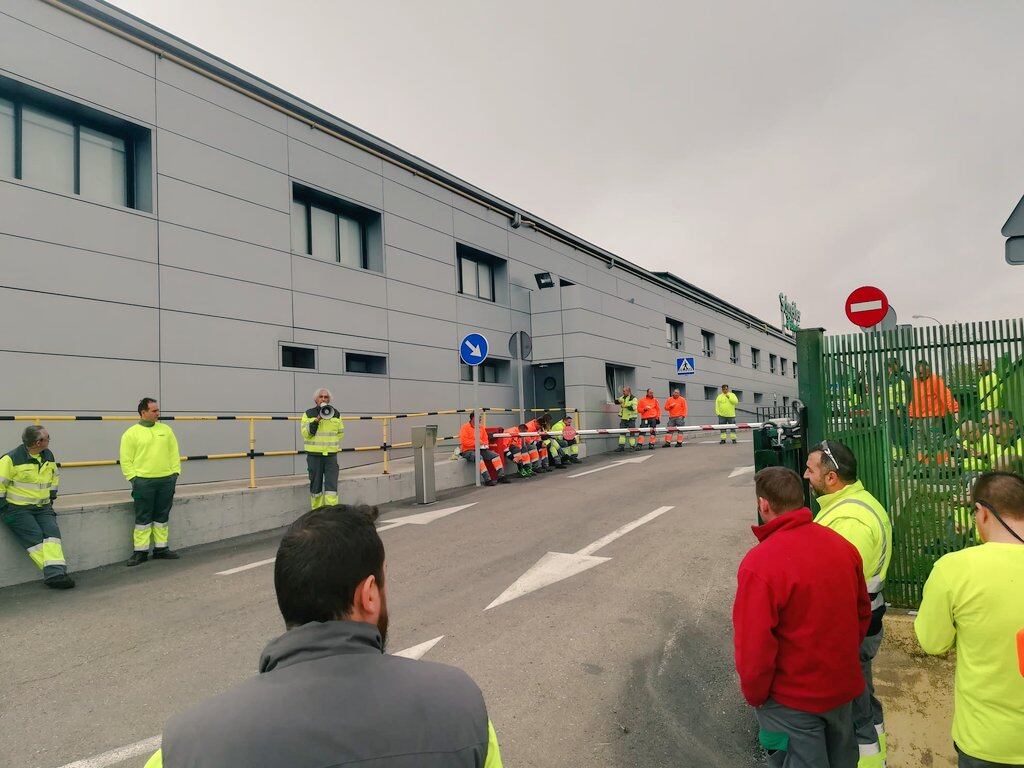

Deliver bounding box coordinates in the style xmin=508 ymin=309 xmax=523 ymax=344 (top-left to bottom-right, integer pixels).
xmin=132 ymin=475 xmax=176 ymax=551
xmin=1 ymin=504 xmax=68 ymax=580
xmin=955 ymin=744 xmax=1024 ymax=767
xmin=853 ymin=628 xmax=885 ymax=754
xmin=306 ymin=453 xmax=339 ymax=509
xmin=756 ymin=699 xmax=858 ymax=768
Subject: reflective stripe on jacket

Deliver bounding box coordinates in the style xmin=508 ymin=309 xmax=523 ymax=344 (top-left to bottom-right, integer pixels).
xmin=120 ymin=422 xmax=180 ymax=481
xmin=300 ymin=408 xmax=344 ymax=455
xmin=0 ymin=445 xmax=59 ymax=511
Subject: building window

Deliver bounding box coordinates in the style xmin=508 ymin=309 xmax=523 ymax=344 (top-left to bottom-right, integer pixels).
xmin=780 ymin=358 xmax=788 ymax=377
xmin=793 ymin=362 xmax=798 ymax=379
xmin=751 ymin=347 xmax=761 ymax=370
xmin=461 ymin=359 xmax=507 ymax=383
xmin=729 ymin=339 xmax=740 ymax=365
xmin=605 ymin=364 xmax=634 ymax=401
xmin=733 ymin=390 xmax=744 ymax=402
xmin=754 ymin=393 xmax=763 ymax=404
xmin=281 ymin=344 xmax=316 ymax=370
xmin=704 ymin=386 xmax=718 ymax=400
xmin=291 ymin=184 xmax=382 ymax=272
xmin=457 ymin=244 xmax=501 ymax=302
xmin=666 ymin=318 xmax=683 ymax=349
xmin=667 ymin=382 xmax=687 ymax=397
xmin=701 ymin=330 xmax=715 ymax=357
xmin=769 ymin=354 xmax=777 ymax=374
xmin=0 ymin=81 xmax=150 ymax=209
xmin=345 ymin=352 xmax=387 ymax=375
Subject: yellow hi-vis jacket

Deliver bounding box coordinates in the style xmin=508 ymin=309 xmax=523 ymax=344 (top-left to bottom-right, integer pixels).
xmin=616 ymin=395 xmax=638 ymax=420
xmin=814 ymin=480 xmax=893 ymax=610
xmin=0 ymin=446 xmax=59 ymax=509
xmin=301 ymin=408 xmax=344 ymax=455
xmin=978 ymin=372 xmax=1001 ymax=411
xmin=120 ymin=422 xmax=181 ymax=481
xmin=715 ymin=392 xmax=738 ymax=418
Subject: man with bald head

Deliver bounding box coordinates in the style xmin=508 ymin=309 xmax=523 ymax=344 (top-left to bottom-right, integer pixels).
xmin=301 ymin=388 xmax=345 ymax=509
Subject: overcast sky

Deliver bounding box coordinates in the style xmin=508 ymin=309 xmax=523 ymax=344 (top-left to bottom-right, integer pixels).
xmin=114 ymin=0 xmax=1024 ymax=331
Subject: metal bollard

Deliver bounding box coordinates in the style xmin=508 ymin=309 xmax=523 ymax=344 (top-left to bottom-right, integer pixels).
xmin=411 ymin=425 xmax=438 ymax=504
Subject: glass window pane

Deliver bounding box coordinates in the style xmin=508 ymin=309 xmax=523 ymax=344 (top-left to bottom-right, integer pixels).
xmin=21 ymin=107 xmax=74 ymax=193
xmin=0 ymin=98 xmax=14 ymax=179
xmin=460 ymin=257 xmax=477 ymax=296
xmin=291 ymin=200 xmax=308 ymax=253
xmin=461 ymin=363 xmax=473 ymax=382
xmin=338 ymin=214 xmax=363 ymax=268
xmin=477 ymin=261 xmax=493 ymax=301
xmin=79 ymin=126 xmax=126 ymax=206
xmin=310 ymin=205 xmax=337 ymax=261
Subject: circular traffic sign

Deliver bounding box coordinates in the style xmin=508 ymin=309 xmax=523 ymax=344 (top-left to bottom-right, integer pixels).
xmin=460 ymin=332 xmax=489 ymax=366
xmin=845 ymin=286 xmax=889 ymax=328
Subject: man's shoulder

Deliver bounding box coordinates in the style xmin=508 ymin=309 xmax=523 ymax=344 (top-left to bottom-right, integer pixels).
xmin=303 ymin=407 xmax=319 ymax=418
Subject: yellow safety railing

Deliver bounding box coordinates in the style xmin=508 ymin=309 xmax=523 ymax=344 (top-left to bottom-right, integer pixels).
xmin=1 ymin=406 xmax=580 ymax=488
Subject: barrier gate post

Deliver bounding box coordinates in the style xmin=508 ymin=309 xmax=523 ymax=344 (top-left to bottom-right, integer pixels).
xmin=411 ymin=425 xmax=438 ymax=504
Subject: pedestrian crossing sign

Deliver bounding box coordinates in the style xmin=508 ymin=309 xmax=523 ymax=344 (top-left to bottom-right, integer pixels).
xmin=676 ymin=357 xmax=696 ymax=375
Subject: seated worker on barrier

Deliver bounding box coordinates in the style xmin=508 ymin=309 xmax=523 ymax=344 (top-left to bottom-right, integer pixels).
xmin=0 ymin=425 xmax=75 ymax=589
xmin=956 ymin=420 xmax=989 ymax=480
xmin=536 ymin=414 xmax=568 ymax=470
xmin=144 ymin=505 xmax=504 ymax=768
xmin=549 ymin=415 xmax=580 ymax=464
xmin=494 ymin=425 xmax=532 ymax=478
xmin=663 ymin=388 xmax=688 ymax=447
xmin=520 ymin=422 xmax=550 ymax=473
xmin=459 ymin=414 xmax=508 ymax=486
xmin=637 ymin=389 xmax=661 ymax=450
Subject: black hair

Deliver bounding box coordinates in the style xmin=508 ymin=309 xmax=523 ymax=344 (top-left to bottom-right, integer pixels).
xmin=808 ymin=440 xmax=858 ymax=483
xmin=137 ymin=397 xmax=157 ymax=415
xmin=274 ymin=505 xmax=384 ymax=628
xmin=973 ymin=471 xmax=1024 ymax=521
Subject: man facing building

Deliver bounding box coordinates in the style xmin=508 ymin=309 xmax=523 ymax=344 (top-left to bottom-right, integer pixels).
xmin=663 ymin=388 xmax=688 ymax=447
xmin=145 ymin=505 xmax=504 ymax=767
xmin=805 ymin=440 xmax=893 ymax=768
xmin=300 ymin=388 xmax=345 ymax=510
xmin=121 ymin=398 xmax=181 ymax=567
xmin=0 ymin=425 xmax=74 ymax=589
xmin=915 ymin=471 xmax=1024 ymax=768
xmin=716 ymin=384 xmax=739 ymax=444
xmin=734 ymin=467 xmax=870 ymax=768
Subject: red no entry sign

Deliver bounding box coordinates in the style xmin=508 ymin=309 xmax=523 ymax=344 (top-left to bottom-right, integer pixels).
xmin=845 ymin=286 xmax=889 ymax=328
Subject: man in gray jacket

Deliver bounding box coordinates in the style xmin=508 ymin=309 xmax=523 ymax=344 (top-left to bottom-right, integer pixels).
xmin=145 ymin=505 xmax=503 ymax=768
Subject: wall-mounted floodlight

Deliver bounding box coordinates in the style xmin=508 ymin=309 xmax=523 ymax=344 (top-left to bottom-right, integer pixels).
xmin=535 ymin=272 xmax=555 ymax=289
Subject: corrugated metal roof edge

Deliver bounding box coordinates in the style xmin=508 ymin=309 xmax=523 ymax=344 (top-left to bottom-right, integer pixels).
xmin=66 ymin=0 xmax=795 ymax=346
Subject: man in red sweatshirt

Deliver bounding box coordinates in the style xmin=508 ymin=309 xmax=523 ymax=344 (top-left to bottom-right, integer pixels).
xmin=734 ymin=466 xmax=871 ymax=767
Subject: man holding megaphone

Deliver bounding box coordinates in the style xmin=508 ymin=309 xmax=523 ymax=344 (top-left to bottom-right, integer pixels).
xmin=301 ymin=388 xmax=345 ymax=509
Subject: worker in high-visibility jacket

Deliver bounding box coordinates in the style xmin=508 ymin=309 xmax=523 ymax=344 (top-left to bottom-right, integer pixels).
xmin=614 ymin=386 xmax=639 ymax=452
xmin=459 ymin=413 xmax=508 ymax=485
xmin=804 ymin=440 xmax=893 ymax=768
xmin=121 ymin=398 xmax=182 ymax=567
xmin=984 ymin=410 xmax=1023 ymax=471
xmin=495 ymin=425 xmax=532 ymax=477
xmin=521 ymin=419 xmax=550 ymax=472
xmin=550 ymin=415 xmax=580 ymax=464
xmin=715 ymin=384 xmax=739 ymax=444
xmin=536 ymin=414 xmax=568 ymax=469
xmin=300 ymin=388 xmax=345 ymax=510
xmin=0 ymin=425 xmax=74 ymax=589
xmin=637 ymin=389 xmax=661 ymax=450
xmin=977 ymin=359 xmax=1001 ymax=413
xmin=663 ymin=389 xmax=688 ymax=447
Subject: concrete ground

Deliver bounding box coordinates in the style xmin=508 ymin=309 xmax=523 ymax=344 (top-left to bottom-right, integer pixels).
xmin=1 ymin=438 xmax=770 ymax=768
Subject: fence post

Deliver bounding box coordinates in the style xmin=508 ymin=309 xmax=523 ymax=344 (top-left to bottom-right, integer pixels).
xmin=382 ymin=418 xmax=390 ymax=475
xmin=797 ymin=327 xmax=826 ymax=447
xmin=248 ymin=418 xmax=257 ymax=489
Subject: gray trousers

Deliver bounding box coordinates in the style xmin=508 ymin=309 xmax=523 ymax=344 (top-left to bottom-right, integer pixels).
xmin=854 ymin=628 xmax=885 ymax=751
xmin=956 ymin=744 xmax=1024 ymax=767
xmin=1 ymin=504 xmax=67 ymax=579
xmin=756 ymin=699 xmax=857 ymax=768
xmin=719 ymin=415 xmax=737 ymax=442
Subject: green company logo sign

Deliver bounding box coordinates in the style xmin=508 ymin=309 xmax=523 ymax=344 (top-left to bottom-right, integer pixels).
xmin=779 ymin=293 xmax=801 ymax=332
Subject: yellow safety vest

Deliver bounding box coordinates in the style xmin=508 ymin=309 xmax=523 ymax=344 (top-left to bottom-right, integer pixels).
xmin=301 ymin=409 xmax=345 ymax=455
xmin=120 ymin=422 xmax=181 ymax=481
xmin=0 ymin=446 xmax=59 ymax=508
xmin=715 ymin=393 xmax=738 ymax=418
xmin=978 ymin=373 xmax=1001 ymax=411
xmin=616 ymin=396 xmax=638 ymax=420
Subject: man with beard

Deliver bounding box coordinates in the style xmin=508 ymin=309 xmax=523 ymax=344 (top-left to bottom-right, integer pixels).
xmin=144 ymin=505 xmax=503 ymax=767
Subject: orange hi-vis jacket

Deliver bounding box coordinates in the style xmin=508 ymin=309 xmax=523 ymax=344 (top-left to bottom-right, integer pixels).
xmin=638 ymin=397 xmax=661 ymax=420
xmin=459 ymin=422 xmax=489 ymax=452
xmin=664 ymin=395 xmax=688 ymax=418
xmin=907 ymin=375 xmax=960 ymax=418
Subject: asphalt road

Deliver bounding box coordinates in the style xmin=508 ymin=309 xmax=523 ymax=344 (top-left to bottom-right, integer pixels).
xmin=0 ymin=439 xmax=766 ymax=768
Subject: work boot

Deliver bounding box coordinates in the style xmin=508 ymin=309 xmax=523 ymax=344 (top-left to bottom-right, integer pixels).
xmin=614 ymin=445 xmax=625 ymax=453
xmin=570 ymin=456 xmax=581 ymax=464
xmin=554 ymin=461 xmax=568 ymax=469
xmin=675 ymin=442 xmax=682 ymax=447
xmin=485 ymin=478 xmax=497 ymax=487
xmin=152 ymin=548 xmax=180 ymax=560
xmin=648 ymin=444 xmax=655 ymax=450
xmin=126 ymin=551 xmax=149 ymax=567
xmin=497 ymin=475 xmax=510 ymax=484
xmin=44 ymin=574 xmax=76 ymax=589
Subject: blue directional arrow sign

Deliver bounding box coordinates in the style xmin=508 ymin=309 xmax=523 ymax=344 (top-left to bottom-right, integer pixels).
xmin=676 ymin=357 xmax=696 ymax=376
xmin=460 ymin=332 xmax=489 ymax=366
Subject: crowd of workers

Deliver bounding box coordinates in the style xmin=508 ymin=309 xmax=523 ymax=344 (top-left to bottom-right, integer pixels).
xmin=610 ymin=382 xmax=741 ymax=450
xmin=735 ymin=442 xmax=1024 ymax=768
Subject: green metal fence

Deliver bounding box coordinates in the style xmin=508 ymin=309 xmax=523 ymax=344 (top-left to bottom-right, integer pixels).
xmin=798 ymin=319 xmax=1024 ymax=607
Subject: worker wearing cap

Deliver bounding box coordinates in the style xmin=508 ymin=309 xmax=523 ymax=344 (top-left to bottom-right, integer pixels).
xmin=663 ymin=389 xmax=688 ymax=447
xmin=637 ymin=389 xmax=661 ymax=450
xmin=550 ymin=414 xmax=580 ymax=464
xmin=300 ymin=388 xmax=345 ymax=510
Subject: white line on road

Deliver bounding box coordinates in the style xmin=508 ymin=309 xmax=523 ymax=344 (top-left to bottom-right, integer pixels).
xmin=217 ymin=504 xmax=478 ymax=575
xmin=850 ymin=299 xmax=883 ymax=313
xmin=728 ymin=465 xmax=755 ymax=478
xmin=566 ymin=454 xmax=651 ymax=478
xmin=485 ymin=506 xmax=675 ymax=610
xmin=392 ymin=635 xmax=444 ymax=659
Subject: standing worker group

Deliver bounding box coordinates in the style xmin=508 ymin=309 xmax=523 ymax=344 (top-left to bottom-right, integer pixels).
xmin=663 ymin=388 xmax=688 ymax=447
xmin=0 ymin=425 xmax=74 ymax=589
xmin=716 ymin=384 xmax=739 ymax=444
xmin=637 ymin=389 xmax=661 ymax=450
xmin=121 ymin=398 xmax=182 ymax=567
xmin=300 ymin=388 xmax=345 ymax=510
xmin=805 ymin=440 xmax=893 ymax=767
xmin=615 ymin=386 xmax=639 ymax=452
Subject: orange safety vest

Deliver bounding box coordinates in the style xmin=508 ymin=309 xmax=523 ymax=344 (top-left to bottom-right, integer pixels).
xmin=664 ymin=396 xmax=688 ymax=418
xmin=459 ymin=422 xmax=488 ymax=452
xmin=907 ymin=375 xmax=960 ymax=418
xmin=638 ymin=397 xmax=661 ymax=420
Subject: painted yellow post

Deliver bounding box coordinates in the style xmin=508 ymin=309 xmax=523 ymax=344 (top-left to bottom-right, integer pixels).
xmin=248 ymin=417 xmax=257 ymax=488
xmin=382 ymin=418 xmax=390 ymax=475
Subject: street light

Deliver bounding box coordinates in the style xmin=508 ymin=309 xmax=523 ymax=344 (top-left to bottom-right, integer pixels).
xmin=912 ymin=314 xmax=941 ymax=324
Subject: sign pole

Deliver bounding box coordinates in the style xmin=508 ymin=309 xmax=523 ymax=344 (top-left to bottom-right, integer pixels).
xmin=473 ymin=365 xmax=481 ymax=487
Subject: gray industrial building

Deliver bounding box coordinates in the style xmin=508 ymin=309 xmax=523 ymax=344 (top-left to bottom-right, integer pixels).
xmin=0 ymin=0 xmax=798 ymax=494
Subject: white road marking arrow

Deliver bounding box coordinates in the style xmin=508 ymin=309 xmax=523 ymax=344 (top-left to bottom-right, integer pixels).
xmin=392 ymin=635 xmax=445 ymax=660
xmin=464 ymin=340 xmax=482 ymax=358
xmin=728 ymin=465 xmax=755 ymax=478
xmin=376 ymin=503 xmax=477 ymax=532
xmin=485 ymin=505 xmax=675 ymax=610
xmin=566 ymin=454 xmax=652 ymax=478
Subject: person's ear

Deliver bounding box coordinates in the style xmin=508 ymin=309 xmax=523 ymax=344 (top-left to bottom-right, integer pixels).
xmin=757 ymin=497 xmax=770 ymax=517
xmin=974 ymin=502 xmax=990 ymax=527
